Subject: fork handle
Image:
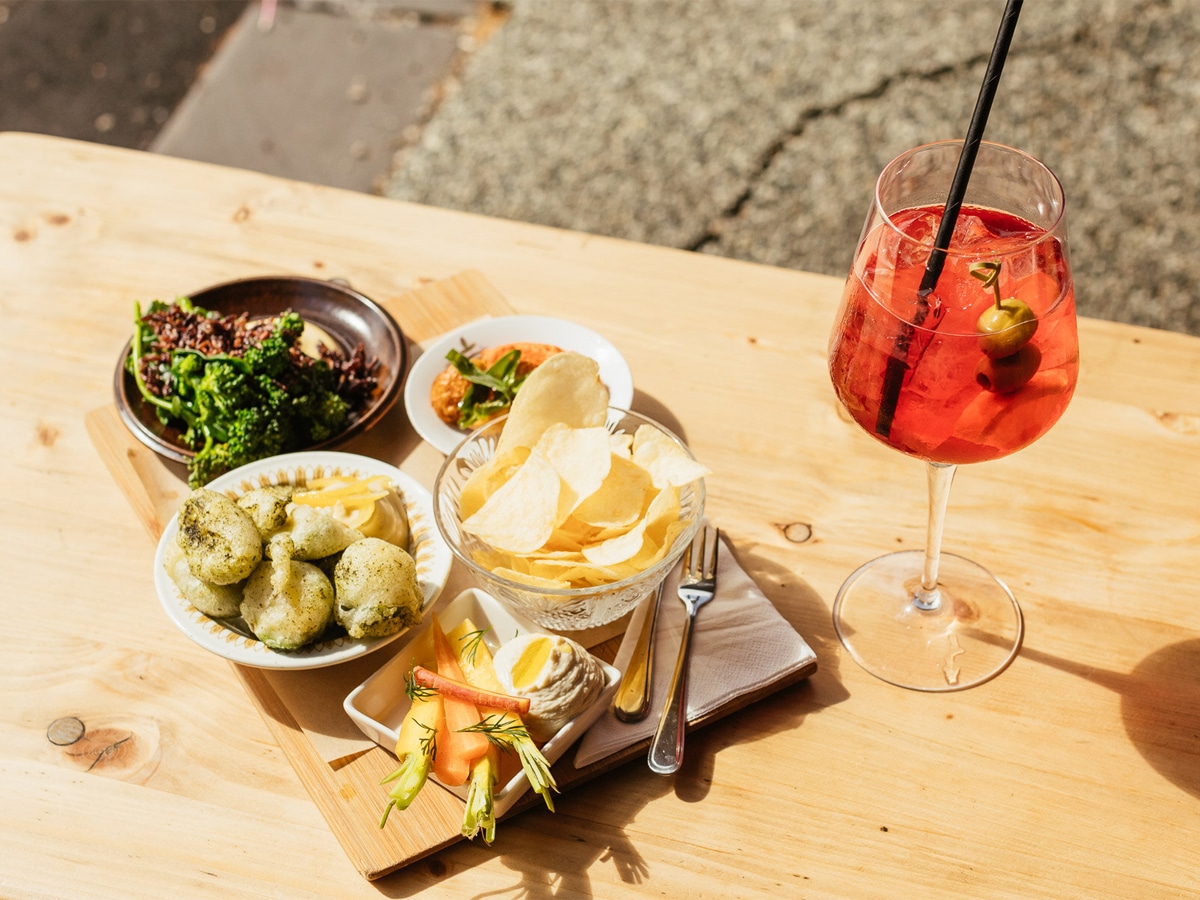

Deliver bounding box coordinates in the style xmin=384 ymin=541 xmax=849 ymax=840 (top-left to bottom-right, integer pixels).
xmin=647 ymin=609 xmax=697 ymax=775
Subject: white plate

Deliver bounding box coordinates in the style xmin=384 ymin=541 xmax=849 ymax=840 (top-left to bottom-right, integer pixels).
xmin=403 ymin=315 xmax=634 ymax=454
xmin=344 ymin=588 xmax=620 ymax=818
xmin=154 ymin=451 xmax=452 ymax=670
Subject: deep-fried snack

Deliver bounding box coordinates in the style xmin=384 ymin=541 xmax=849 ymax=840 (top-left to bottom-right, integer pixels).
xmin=176 ymin=488 xmax=263 ymax=585
xmin=162 ymin=540 xmax=244 ymax=618
xmin=236 ymin=485 xmax=294 ymax=537
xmin=333 ymin=537 xmax=422 ymax=638
xmin=241 ymin=552 xmax=335 ymax=650
xmin=265 ymin=504 xmax=363 ymax=561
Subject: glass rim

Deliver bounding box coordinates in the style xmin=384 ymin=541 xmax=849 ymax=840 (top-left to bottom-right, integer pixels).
xmin=874 ymin=139 xmax=1068 ymax=256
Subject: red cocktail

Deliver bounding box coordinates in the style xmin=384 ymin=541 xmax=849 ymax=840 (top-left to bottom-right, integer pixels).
xmin=831 ymin=204 xmax=1078 ymax=464
xmin=828 ymin=141 xmax=1077 ymax=692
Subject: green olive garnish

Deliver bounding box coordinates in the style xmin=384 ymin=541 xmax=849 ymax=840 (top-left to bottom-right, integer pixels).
xmin=969 ymin=261 xmax=1038 ymax=358
xmin=976 ymin=298 xmax=1038 ymax=358
xmin=975 ymin=344 xmax=1042 ymax=393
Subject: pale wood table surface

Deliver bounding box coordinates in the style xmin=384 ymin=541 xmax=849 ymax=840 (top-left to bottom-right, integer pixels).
xmin=2 ymin=132 xmax=1198 ymax=899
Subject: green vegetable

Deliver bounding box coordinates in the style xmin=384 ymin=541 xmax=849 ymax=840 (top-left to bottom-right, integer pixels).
xmin=379 ymin=668 xmax=442 ymax=828
xmin=461 ymin=746 xmax=498 ymax=843
xmin=459 ymin=627 xmax=490 ymax=667
xmin=460 ymin=711 xmax=556 ymax=811
xmin=445 ymin=347 xmax=525 ymax=429
xmin=128 ymin=299 xmax=352 ymax=487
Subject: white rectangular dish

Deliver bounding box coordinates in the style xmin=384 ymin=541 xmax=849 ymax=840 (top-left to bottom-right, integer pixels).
xmin=344 ymin=588 xmax=620 ymax=818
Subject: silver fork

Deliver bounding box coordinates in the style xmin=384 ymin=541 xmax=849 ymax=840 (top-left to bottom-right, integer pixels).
xmin=648 ymin=526 xmax=720 ymax=775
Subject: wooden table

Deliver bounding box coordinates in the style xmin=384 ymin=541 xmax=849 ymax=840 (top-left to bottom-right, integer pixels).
xmin=2 ymin=132 xmax=1198 ymax=899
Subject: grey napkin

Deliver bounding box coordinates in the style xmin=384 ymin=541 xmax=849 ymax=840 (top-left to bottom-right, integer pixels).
xmin=574 ymin=532 xmax=817 ymax=768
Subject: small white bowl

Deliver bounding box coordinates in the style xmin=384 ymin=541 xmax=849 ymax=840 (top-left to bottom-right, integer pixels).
xmin=154 ymin=451 xmax=452 ymax=670
xmin=403 ymin=315 xmax=634 ymax=454
xmin=344 ymin=588 xmax=619 ymax=818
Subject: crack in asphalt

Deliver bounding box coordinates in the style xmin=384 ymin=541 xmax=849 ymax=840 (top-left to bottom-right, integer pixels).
xmin=684 ymin=53 xmax=990 ymax=254
xmin=685 ymin=0 xmax=1164 ymax=258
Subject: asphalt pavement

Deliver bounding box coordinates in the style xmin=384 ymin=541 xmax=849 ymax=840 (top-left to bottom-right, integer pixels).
xmin=4 ymin=0 xmax=1199 ymax=337
xmin=381 ymin=0 xmax=1200 ymax=338
xmin=0 ymin=0 xmax=248 ymax=150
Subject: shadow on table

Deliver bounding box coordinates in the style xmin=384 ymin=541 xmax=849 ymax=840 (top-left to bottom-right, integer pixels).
xmin=467 ymin=685 xmax=833 ymax=898
xmin=1019 ymin=637 xmax=1200 ymax=800
xmin=370 ymin=726 xmax=678 ymax=898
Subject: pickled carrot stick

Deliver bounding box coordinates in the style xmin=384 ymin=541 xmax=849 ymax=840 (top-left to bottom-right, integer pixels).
xmin=411 ymin=665 xmax=531 ymax=715
xmin=429 ymin=615 xmax=491 ymax=786
xmin=447 ymin=618 xmax=558 ymax=812
xmin=378 ymin=671 xmax=443 ymax=827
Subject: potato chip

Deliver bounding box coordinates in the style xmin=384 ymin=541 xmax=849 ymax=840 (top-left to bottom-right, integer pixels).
xmin=641 ymin=483 xmax=682 ymax=547
xmin=572 ymin=453 xmax=653 ymax=529
xmin=459 ymin=446 xmax=531 ymax=519
xmin=540 ymin=531 xmax=588 ymax=554
xmin=471 ymin=546 xmax=517 ymax=573
xmin=609 ymin=431 xmax=633 ymax=457
xmin=582 ymin=517 xmax=650 ymax=567
xmin=492 ymin=567 xmax=572 ymax=590
xmin=534 ymin=423 xmax=612 ymax=522
xmin=583 ymin=481 xmax=681 ymax=566
xmin=630 ymin=500 xmax=686 ymax=571
xmin=632 ymin=424 xmax=711 ymax=488
xmin=496 ymin=352 xmax=609 ymax=454
xmin=457 ymin=352 xmax=707 ymax=591
xmin=511 ymin=548 xmax=587 ymax=561
xmin=460 ymin=450 xmax=559 ymax=553
xmin=627 ymin=524 xmax=684 ymax=572
xmin=526 ymin=558 xmax=621 ymax=587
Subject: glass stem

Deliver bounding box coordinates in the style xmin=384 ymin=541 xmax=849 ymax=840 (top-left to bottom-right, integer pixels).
xmin=915 ymin=462 xmax=957 ymax=610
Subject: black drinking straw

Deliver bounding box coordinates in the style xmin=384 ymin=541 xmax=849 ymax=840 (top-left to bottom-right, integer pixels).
xmin=874 ymin=0 xmax=1024 ymax=438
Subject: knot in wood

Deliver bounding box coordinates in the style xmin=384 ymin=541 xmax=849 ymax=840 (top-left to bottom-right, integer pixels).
xmin=780 ymin=522 xmax=813 ymax=543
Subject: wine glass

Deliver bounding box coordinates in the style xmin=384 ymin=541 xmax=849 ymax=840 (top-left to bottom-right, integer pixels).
xmin=828 ymin=140 xmax=1078 ymax=691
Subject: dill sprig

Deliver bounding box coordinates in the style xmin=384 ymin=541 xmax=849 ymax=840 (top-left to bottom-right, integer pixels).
xmin=461 ymin=713 xmax=530 ymax=750
xmin=405 ymin=665 xmax=436 ymax=703
xmin=416 ymin=720 xmax=437 ymax=759
xmin=458 ymin=627 xmax=491 ymax=667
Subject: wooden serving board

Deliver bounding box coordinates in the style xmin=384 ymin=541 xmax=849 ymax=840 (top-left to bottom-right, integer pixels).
xmin=86 ymin=271 xmax=815 ymax=880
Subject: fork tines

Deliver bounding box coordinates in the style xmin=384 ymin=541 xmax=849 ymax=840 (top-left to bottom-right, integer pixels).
xmin=683 ymin=527 xmax=719 ymax=581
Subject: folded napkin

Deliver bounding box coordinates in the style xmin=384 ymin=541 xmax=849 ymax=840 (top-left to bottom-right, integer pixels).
xmin=574 ymin=531 xmax=818 ymax=768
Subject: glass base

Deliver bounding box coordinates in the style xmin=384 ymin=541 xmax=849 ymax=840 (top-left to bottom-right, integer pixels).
xmin=832 ymin=550 xmax=1023 ymax=692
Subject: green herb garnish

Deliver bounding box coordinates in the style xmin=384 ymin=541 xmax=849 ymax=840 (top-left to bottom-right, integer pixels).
xmin=458 ymin=627 xmax=490 ymax=667
xmin=445 ymin=347 xmax=526 ymax=428
xmin=404 ymin=665 xmax=436 ymax=703
xmin=461 ymin=713 xmax=531 ymax=750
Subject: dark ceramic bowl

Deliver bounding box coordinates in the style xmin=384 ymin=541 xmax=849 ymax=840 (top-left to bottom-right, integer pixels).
xmin=114 ymin=275 xmax=406 ymax=463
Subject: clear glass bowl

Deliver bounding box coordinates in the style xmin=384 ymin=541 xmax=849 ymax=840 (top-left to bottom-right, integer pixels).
xmin=434 ymin=408 xmax=705 ymax=631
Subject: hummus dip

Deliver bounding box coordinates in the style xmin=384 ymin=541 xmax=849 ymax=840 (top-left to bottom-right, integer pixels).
xmin=493 ymin=633 xmax=605 ymax=742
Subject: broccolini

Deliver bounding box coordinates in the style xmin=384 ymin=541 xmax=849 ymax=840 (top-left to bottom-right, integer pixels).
xmin=128 ymin=298 xmax=369 ymax=487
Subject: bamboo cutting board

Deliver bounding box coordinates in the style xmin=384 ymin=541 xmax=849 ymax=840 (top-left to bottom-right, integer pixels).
xmin=86 ymin=270 xmax=814 ymax=879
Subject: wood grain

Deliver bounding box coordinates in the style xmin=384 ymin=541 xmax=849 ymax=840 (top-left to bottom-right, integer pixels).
xmin=4 ymin=133 xmax=1200 ymax=899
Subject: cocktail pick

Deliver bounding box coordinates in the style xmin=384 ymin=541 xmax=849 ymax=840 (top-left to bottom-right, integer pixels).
xmin=875 ymin=0 xmax=1024 ymax=439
